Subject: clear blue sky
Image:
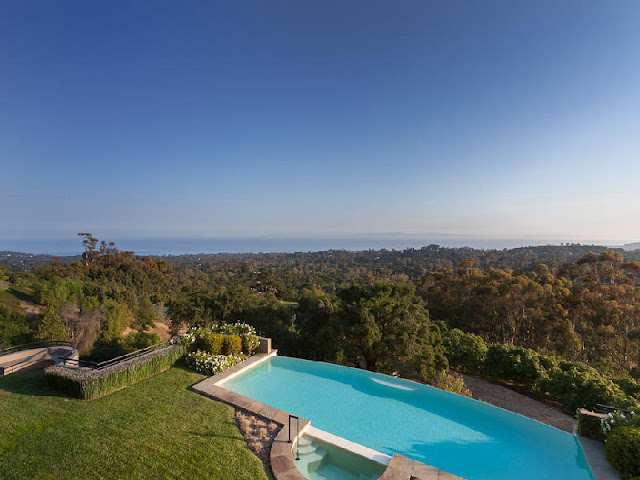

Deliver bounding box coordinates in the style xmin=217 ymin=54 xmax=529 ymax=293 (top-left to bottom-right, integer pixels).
xmin=2 ymin=0 xmax=639 ymax=243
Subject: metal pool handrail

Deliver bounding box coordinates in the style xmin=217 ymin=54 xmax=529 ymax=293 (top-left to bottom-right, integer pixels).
xmin=289 ymin=414 xmax=301 ymax=460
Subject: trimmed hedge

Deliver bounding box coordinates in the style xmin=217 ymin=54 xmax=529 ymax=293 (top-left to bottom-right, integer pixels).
xmin=197 ymin=332 xmax=224 ymax=355
xmin=605 ymin=426 xmax=640 ymax=477
xmin=222 ymin=335 xmax=242 ymax=356
xmin=184 ymin=323 xmax=260 ymax=355
xmin=44 ymin=345 xmax=185 ymax=400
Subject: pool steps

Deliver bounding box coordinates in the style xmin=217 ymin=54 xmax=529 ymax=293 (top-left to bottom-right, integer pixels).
xmin=295 ymin=436 xmax=327 ymax=472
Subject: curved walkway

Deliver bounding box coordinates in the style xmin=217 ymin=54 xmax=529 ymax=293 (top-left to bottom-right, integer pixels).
xmin=462 ymin=375 xmax=619 ymax=480
xmin=462 ymin=375 xmax=576 ymax=432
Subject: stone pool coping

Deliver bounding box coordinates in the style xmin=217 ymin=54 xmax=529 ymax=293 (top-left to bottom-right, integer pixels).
xmin=192 ymin=351 xmax=465 ymax=480
xmin=305 ymin=425 xmax=392 ymax=466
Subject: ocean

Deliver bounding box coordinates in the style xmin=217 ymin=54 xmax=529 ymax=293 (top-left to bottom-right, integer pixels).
xmin=0 ymin=235 xmax=611 ymax=256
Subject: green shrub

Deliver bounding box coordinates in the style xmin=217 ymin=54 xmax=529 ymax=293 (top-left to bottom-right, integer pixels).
xmin=614 ymin=377 xmax=640 ymax=400
xmin=242 ymin=334 xmax=261 ymax=354
xmin=193 ymin=332 xmax=224 ymax=355
xmin=605 ymin=426 xmax=640 ymax=477
xmin=125 ymin=331 xmax=161 ymax=350
xmin=85 ymin=339 xmax=128 ymax=362
xmin=539 ymin=361 xmax=632 ymax=411
xmin=430 ymin=370 xmax=472 ymax=397
xmin=484 ymin=345 xmax=548 ymax=386
xmin=222 ymin=335 xmax=242 ymax=355
xmin=443 ymin=328 xmax=487 ymax=373
xmin=601 ymin=408 xmax=640 ymax=436
xmin=184 ymin=323 xmax=261 ymax=355
xmin=217 ymin=323 xmax=260 ymax=354
xmin=44 ymin=345 xmax=185 ymax=400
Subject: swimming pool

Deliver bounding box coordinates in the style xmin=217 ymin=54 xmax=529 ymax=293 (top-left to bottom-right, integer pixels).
xmin=222 ymin=356 xmax=593 ymax=480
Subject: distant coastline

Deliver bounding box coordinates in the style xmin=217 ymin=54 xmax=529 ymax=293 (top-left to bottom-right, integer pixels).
xmin=0 ymin=235 xmax=633 ymax=257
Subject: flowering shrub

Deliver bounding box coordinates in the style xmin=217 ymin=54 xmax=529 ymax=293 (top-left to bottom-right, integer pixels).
xmin=171 ymin=329 xmax=197 ymax=346
xmin=185 ymin=350 xmax=247 ymax=375
xmin=219 ymin=323 xmax=261 ymax=353
xmin=601 ymin=408 xmax=640 ymax=436
xmin=175 ymin=323 xmax=261 ymax=355
xmin=218 ymin=322 xmax=256 ymax=336
xmin=242 ymin=334 xmax=260 ymax=353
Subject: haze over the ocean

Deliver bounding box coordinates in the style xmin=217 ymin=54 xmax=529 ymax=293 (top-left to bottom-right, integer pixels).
xmin=2 ymin=1 xmax=639 ymax=245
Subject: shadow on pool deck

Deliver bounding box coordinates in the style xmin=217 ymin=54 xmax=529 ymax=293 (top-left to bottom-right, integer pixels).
xmin=578 ymin=437 xmax=620 ymax=480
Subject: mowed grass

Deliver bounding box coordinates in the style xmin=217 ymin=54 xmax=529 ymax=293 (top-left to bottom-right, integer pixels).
xmin=0 ymin=284 xmax=34 ymax=313
xmin=0 ymin=366 xmax=270 ymax=480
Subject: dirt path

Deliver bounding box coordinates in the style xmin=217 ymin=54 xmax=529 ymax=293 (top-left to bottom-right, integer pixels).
xmin=462 ymin=374 xmax=577 ymax=433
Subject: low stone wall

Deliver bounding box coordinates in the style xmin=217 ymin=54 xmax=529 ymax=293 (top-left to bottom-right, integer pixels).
xmin=256 ymin=337 xmax=272 ymax=354
xmin=577 ymin=408 xmax=606 ymax=442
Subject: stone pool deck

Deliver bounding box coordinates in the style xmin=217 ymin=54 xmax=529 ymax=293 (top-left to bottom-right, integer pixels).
xmin=380 ymin=454 xmax=464 ymax=480
xmin=463 ymin=374 xmax=620 ymax=480
xmin=192 ymin=352 xmax=465 ymax=480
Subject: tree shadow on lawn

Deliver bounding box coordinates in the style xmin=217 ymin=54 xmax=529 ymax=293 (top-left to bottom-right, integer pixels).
xmin=0 ymin=369 xmax=69 ymax=399
xmin=6 ymin=286 xmax=36 ymax=303
xmin=173 ymin=362 xmax=214 ymax=391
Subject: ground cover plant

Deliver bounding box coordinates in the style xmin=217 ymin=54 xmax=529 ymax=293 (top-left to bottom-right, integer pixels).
xmin=235 ymin=410 xmax=281 ymax=468
xmin=0 ymin=367 xmax=270 ymax=480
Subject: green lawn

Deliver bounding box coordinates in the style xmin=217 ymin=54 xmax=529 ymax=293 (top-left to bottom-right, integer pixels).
xmin=0 ymin=284 xmax=35 ymax=314
xmin=0 ymin=366 xmax=270 ymax=480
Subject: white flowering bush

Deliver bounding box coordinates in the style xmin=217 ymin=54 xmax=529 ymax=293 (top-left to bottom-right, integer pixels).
xmin=185 ymin=350 xmax=247 ymax=375
xmin=218 ymin=323 xmax=261 ymax=352
xmin=177 ymin=323 xmax=261 ymax=355
xmin=601 ymin=407 xmax=640 ymax=437
xmin=170 ymin=328 xmax=197 ymax=346
xmin=218 ymin=322 xmax=256 ymax=336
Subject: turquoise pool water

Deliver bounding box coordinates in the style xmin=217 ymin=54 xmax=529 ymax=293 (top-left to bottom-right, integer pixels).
xmin=223 ymin=356 xmax=593 ymax=480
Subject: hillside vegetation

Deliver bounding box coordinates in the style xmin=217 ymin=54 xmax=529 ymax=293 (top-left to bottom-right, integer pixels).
xmin=1 ymin=235 xmax=639 ymax=406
